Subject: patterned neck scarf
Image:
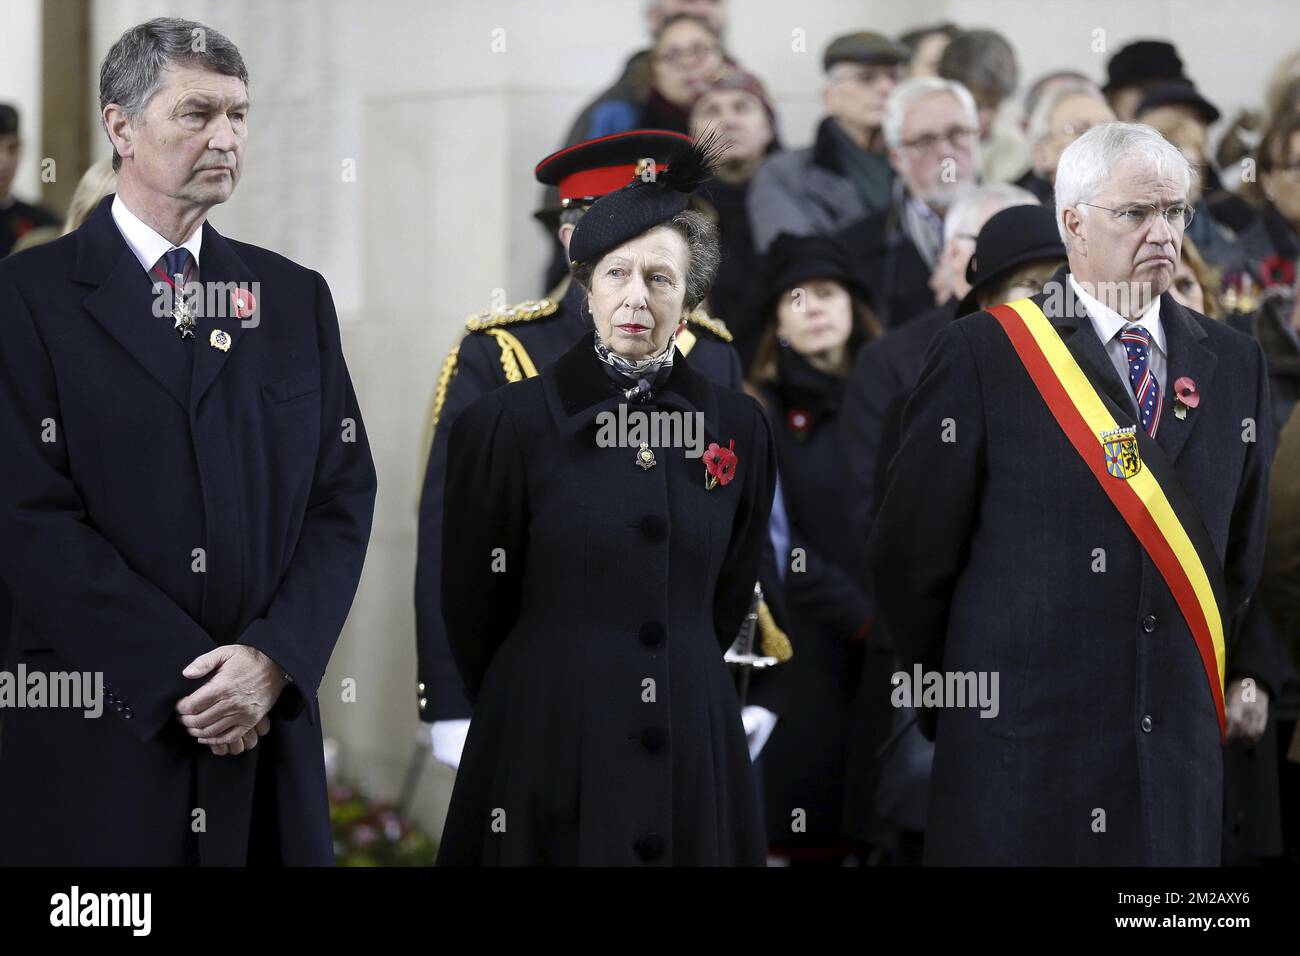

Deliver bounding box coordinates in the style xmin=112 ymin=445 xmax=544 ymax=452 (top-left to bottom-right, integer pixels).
xmin=592 ymin=326 xmax=678 ymax=402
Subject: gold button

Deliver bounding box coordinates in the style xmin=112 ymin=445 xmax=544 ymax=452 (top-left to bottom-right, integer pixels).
xmin=418 ymin=697 xmax=427 ymax=710
xmin=417 ymin=681 xmax=426 ymax=694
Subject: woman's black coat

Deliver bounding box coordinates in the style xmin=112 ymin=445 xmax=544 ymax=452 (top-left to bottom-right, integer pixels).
xmin=436 ymin=334 xmax=776 ymax=865
xmin=750 ymin=348 xmax=871 ymax=848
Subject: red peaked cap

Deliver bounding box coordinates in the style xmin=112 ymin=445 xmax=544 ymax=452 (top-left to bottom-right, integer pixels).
xmin=566 ymin=129 xmax=727 ymax=266
xmin=534 ymin=129 xmax=693 ymax=205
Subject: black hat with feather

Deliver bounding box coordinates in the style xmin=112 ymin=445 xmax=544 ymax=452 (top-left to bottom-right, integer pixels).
xmin=567 ymin=130 xmax=727 ymax=267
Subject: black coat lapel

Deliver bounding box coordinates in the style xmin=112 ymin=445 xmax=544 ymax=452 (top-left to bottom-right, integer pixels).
xmin=1154 ymin=294 xmax=1217 ymax=464
xmin=190 ymin=222 xmax=258 ymax=410
xmin=75 ymin=196 xmax=192 ymax=410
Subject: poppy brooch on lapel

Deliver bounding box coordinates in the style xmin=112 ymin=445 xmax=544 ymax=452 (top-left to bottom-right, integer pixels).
xmin=786 ymin=408 xmax=812 ymax=440
xmin=231 ymin=287 xmax=257 ymax=321
xmin=1173 ymin=376 xmax=1199 ymax=421
xmin=704 ymin=439 xmax=738 ymax=490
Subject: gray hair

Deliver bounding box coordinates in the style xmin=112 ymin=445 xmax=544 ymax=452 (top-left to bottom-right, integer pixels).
xmin=1054 ymin=122 xmax=1195 ymax=245
xmin=99 ymin=17 xmax=249 ymax=172
xmin=1026 ymin=79 xmax=1106 ymax=146
xmin=883 ymin=76 xmax=980 ymax=151
xmin=943 ymin=182 xmax=1040 ymax=244
xmin=937 ymin=29 xmax=1018 ymax=100
xmin=570 ymin=209 xmax=720 ymax=312
xmin=1022 ymin=70 xmax=1092 ymax=121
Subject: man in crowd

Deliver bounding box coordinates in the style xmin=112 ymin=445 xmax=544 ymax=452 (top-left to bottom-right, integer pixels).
xmin=747 ymin=31 xmax=910 ymax=253
xmin=936 ymin=28 xmax=1028 ymax=184
xmin=1018 ymin=79 xmax=1114 ymax=205
xmin=837 ymin=76 xmax=982 ymax=329
xmin=0 ymin=104 xmax=59 ymax=257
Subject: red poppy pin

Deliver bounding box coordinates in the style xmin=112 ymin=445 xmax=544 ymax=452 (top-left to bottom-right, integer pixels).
xmin=704 ymin=439 xmax=738 ymax=490
xmin=1259 ymin=255 xmax=1296 ymax=290
xmin=1173 ymin=376 xmax=1199 ymax=420
xmin=231 ymin=287 xmax=257 ymax=321
xmin=787 ymin=408 xmax=811 ymax=439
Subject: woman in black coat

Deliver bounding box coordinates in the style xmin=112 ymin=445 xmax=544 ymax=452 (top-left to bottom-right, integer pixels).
xmin=745 ymin=233 xmax=878 ymax=863
xmin=436 ymin=140 xmax=776 ymax=866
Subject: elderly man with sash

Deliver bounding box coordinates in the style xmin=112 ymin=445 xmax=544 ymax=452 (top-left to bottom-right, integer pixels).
xmin=870 ymin=122 xmax=1273 ymax=865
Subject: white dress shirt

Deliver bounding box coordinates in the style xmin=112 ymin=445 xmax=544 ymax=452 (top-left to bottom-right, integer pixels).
xmin=110 ymin=194 xmax=203 ymax=276
xmin=1068 ymin=273 xmax=1167 ymax=414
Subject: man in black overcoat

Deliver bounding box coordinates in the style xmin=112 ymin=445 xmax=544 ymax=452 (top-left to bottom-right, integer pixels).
xmin=870 ymin=123 xmax=1273 ymax=865
xmin=0 ymin=17 xmax=376 ymax=865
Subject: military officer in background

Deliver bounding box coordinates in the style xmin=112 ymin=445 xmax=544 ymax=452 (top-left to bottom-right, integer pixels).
xmin=415 ymin=130 xmax=745 ymax=767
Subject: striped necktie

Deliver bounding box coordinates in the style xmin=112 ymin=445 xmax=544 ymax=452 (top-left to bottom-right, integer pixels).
xmin=1119 ymin=325 xmax=1161 ymax=437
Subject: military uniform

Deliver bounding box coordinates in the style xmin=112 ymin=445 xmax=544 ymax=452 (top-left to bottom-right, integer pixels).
xmin=415 ymin=278 xmax=743 ymax=722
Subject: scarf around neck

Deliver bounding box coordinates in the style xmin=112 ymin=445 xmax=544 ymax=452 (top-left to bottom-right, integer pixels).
xmin=592 ymin=327 xmax=678 ymax=402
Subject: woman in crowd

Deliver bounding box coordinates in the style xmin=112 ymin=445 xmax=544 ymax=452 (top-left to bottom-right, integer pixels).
xmin=583 ymin=13 xmax=727 ymax=139
xmin=744 ymin=232 xmax=878 ymax=865
xmin=1239 ymin=111 xmax=1300 ymax=290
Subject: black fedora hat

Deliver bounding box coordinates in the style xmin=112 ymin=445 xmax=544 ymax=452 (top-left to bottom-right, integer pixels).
xmin=760 ymin=232 xmax=871 ymax=315
xmin=958 ymin=205 xmax=1067 ymax=315
xmin=1136 ymin=80 xmax=1221 ymax=126
xmin=1103 ymin=40 xmax=1187 ymax=94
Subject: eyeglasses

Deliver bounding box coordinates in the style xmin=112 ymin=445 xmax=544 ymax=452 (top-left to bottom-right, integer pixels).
xmin=899 ymin=127 xmax=977 ymax=154
xmin=655 ymin=43 xmax=720 ymax=66
xmin=1077 ymin=201 xmax=1195 ymax=231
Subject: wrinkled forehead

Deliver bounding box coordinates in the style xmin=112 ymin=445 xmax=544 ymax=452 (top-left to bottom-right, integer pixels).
xmin=902 ymin=92 xmax=968 ymax=137
xmin=152 ymin=63 xmax=249 ymax=109
xmin=1098 ymin=156 xmax=1190 ymax=204
xmin=600 ymin=227 xmax=689 ymax=272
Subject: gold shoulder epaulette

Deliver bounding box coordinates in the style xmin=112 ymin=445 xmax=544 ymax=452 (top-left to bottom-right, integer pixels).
xmin=685 ymin=310 xmax=733 ymax=343
xmin=464 ymin=297 xmax=560 ymax=332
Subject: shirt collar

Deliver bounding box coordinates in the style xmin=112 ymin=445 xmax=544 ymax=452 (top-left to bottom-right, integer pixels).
xmin=110 ymin=194 xmax=204 ymax=275
xmin=1067 ymin=272 xmax=1165 ymax=355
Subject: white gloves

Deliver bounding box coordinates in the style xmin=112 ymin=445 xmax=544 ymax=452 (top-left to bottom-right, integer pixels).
xmin=741 ymin=706 xmax=778 ymax=761
xmin=429 ymin=719 xmax=471 ymax=770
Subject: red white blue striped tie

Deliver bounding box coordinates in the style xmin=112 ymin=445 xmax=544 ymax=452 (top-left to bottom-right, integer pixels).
xmin=1120 ymin=325 xmax=1161 ymax=438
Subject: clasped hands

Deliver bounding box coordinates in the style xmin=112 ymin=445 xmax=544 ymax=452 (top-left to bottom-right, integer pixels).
xmin=175 ymin=645 xmax=288 ymax=757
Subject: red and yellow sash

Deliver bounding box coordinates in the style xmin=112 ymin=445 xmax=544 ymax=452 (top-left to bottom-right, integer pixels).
xmin=989 ymin=298 xmax=1227 ymax=734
